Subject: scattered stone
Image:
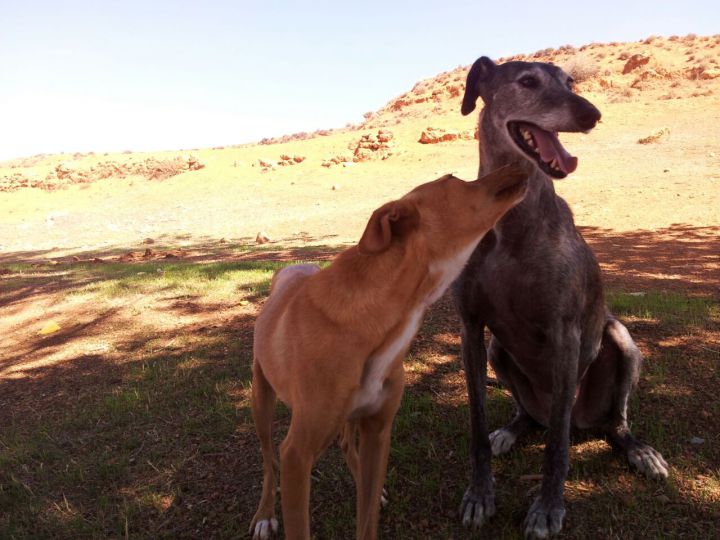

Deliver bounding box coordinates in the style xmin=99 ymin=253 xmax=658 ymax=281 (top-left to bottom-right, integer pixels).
xmin=690 ymin=436 xmax=705 ymax=445
xmin=143 ymin=238 xmax=155 ymax=244
xmin=258 ymin=158 xmax=277 ymax=170
xmin=418 ymin=127 xmax=460 ymax=144
xmin=332 ymin=184 xmax=340 ymax=191
xmin=1 ymin=155 xmax=206 ymax=192
xmin=256 ymin=232 xmax=271 ymax=245
xmin=622 ymin=54 xmax=651 ymax=74
xmin=637 ymin=127 xmax=670 ymax=144
xmin=321 ymin=154 xmax=352 ymax=168
xmin=656 ymin=494 xmax=670 ymax=504
xmin=352 ymin=130 xmax=394 ymax=162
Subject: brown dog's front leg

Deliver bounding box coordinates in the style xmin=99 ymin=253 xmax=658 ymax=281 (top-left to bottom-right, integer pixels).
xmin=356 ymin=366 xmax=404 ymax=540
xmin=279 ymin=424 xmax=315 ymax=540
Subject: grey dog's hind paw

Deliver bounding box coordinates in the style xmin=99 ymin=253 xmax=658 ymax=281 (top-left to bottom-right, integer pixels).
xmin=628 ymin=443 xmax=669 ymax=479
xmin=459 ymin=485 xmax=496 ymax=530
xmin=524 ymin=497 xmax=565 ymax=539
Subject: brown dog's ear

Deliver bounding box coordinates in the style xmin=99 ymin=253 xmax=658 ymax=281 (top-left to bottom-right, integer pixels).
xmin=358 ymin=199 xmax=419 ymax=255
xmin=461 ymin=56 xmax=497 ymax=115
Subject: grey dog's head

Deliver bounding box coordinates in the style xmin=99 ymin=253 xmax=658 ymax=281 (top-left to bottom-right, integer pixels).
xmin=462 ymin=57 xmax=601 ymax=179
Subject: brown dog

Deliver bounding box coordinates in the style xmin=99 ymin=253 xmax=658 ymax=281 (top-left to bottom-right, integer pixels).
xmin=249 ymin=166 xmax=527 ymax=540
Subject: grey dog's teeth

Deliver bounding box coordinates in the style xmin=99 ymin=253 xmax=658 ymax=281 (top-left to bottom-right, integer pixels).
xmin=550 ymin=158 xmax=558 ymax=169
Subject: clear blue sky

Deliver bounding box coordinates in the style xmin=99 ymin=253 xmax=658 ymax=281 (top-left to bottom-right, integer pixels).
xmin=1 ymin=1 xmax=717 ymax=160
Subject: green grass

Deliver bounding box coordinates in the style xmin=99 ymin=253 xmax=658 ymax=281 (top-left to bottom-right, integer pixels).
xmin=1 ymin=258 xmax=718 ymax=538
xmin=607 ymin=290 xmax=719 ymax=328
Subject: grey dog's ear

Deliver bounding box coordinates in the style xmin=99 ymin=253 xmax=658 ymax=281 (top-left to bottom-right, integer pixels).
xmin=461 ymin=56 xmax=497 ymax=115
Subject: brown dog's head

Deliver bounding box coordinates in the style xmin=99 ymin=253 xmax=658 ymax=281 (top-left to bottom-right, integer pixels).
xmin=358 ymin=165 xmax=527 ymax=256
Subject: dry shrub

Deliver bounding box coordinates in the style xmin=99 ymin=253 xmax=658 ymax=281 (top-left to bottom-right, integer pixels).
xmin=563 ymin=54 xmax=600 ymax=83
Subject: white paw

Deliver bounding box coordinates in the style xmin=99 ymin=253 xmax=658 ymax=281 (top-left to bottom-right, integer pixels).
xmin=489 ymin=428 xmax=517 ymax=456
xmin=380 ymin=487 xmax=389 ymax=508
xmin=460 ymin=486 xmax=496 ymax=530
xmin=524 ymin=497 xmax=565 ymax=539
xmin=628 ymin=444 xmax=669 ymax=479
xmin=252 ymin=518 xmax=278 ymax=540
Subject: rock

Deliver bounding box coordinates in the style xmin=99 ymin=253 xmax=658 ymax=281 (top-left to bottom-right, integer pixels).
xmin=293 ymin=155 xmax=306 ymax=163
xmin=143 ymin=238 xmax=155 ymax=244
xmin=332 ymin=184 xmax=340 ymax=191
xmin=622 ymin=54 xmax=650 ymax=74
xmin=418 ymin=127 xmax=459 ymax=144
xmin=690 ymin=436 xmax=705 ymax=445
xmin=377 ymin=129 xmax=394 ymax=143
xmin=258 ymin=158 xmax=277 ymax=169
xmin=637 ymin=127 xmax=670 ymax=144
xmin=256 ymin=232 xmax=271 ymax=245
xmin=656 ymin=494 xmax=670 ymax=504
xmin=352 ymin=130 xmax=394 ymax=162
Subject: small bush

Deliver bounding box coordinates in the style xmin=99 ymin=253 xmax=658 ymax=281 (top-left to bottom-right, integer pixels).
xmin=563 ymin=55 xmax=600 ymax=83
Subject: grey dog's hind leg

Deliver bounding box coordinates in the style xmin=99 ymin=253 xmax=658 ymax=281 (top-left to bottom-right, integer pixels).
xmin=574 ymin=317 xmax=669 ymax=479
xmin=603 ymin=319 xmax=669 ymax=479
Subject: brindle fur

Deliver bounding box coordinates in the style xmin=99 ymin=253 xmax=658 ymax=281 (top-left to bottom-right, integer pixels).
xmin=453 ymin=57 xmax=668 ymax=539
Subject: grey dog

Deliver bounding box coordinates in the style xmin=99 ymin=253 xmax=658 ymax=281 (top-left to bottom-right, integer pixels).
xmin=452 ymin=57 xmax=668 ymax=539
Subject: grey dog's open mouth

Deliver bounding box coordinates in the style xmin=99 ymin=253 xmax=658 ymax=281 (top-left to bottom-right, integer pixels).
xmin=507 ymin=121 xmax=578 ymax=179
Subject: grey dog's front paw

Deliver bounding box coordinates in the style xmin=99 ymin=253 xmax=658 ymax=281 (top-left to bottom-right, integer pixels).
xmin=459 ymin=485 xmax=496 ymax=530
xmin=524 ymin=497 xmax=565 ymax=539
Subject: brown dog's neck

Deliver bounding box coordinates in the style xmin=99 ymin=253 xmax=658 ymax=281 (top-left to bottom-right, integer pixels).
xmin=305 ymin=242 xmax=430 ymax=332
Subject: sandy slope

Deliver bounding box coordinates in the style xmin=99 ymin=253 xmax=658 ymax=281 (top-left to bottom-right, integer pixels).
xmin=1 ymin=34 xmax=719 ymax=256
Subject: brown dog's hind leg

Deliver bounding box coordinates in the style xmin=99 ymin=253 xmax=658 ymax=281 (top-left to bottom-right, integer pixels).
xmin=250 ymin=362 xmax=280 ymax=539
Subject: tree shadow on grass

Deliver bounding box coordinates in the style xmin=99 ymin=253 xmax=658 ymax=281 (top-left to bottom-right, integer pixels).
xmin=1 ymin=225 xmax=718 ymax=538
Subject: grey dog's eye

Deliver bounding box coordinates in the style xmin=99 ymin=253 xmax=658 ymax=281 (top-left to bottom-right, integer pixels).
xmin=518 ymin=75 xmax=539 ymax=89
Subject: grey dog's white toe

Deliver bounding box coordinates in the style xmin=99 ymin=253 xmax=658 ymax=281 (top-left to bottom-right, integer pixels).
xmin=628 ymin=445 xmax=669 ymax=479
xmin=489 ymin=428 xmax=517 ymax=456
xmin=252 ymin=518 xmax=278 ymax=540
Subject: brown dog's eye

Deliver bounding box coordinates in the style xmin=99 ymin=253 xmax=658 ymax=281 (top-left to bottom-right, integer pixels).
xmin=518 ymin=75 xmax=539 ymax=89
xmin=567 ymin=77 xmax=575 ymax=90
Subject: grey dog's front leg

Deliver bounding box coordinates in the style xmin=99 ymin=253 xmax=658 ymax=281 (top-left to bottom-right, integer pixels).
xmin=459 ymin=320 xmax=496 ymax=530
xmin=524 ymin=328 xmax=579 ymax=539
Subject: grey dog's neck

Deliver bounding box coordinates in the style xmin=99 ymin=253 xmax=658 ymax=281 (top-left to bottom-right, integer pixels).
xmin=480 ymin=140 xmax=554 ymax=199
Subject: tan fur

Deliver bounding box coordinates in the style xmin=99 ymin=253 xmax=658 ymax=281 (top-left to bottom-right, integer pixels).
xmin=249 ymin=166 xmax=527 ymax=540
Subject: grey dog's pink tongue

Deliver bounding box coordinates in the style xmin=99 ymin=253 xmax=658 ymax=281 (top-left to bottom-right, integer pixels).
xmin=527 ymin=126 xmax=578 ymax=174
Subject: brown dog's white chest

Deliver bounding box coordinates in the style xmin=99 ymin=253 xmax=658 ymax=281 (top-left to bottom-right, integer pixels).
xmin=348 ymin=240 xmax=482 ymax=419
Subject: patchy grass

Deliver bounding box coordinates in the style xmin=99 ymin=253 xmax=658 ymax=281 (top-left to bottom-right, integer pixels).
xmin=1 ymin=254 xmax=719 ymax=539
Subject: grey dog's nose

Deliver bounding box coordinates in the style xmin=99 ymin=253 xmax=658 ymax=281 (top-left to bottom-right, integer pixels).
xmin=578 ymin=103 xmax=602 ymax=130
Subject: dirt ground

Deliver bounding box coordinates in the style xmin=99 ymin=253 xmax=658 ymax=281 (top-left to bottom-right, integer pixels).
xmin=1 ymin=34 xmax=719 ymax=539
